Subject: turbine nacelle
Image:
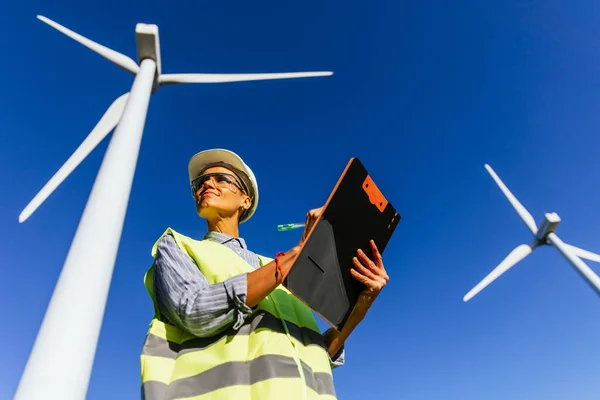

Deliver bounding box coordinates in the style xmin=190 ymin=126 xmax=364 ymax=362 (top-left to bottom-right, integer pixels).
xmin=135 ymin=23 xmax=162 ymax=92
xmin=535 ymin=212 xmax=560 ymax=243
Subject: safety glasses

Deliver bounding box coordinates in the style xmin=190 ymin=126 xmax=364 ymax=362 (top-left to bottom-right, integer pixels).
xmin=191 ymin=172 xmax=246 ymax=196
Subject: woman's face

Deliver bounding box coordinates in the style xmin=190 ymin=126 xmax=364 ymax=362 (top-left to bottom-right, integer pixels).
xmin=194 ymin=166 xmax=251 ymax=221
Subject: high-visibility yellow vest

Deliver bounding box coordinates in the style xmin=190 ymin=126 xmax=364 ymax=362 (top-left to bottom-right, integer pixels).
xmin=141 ymin=228 xmax=337 ymax=400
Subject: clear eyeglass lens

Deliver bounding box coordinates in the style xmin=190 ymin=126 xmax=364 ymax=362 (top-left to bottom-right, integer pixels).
xmin=192 ymin=173 xmax=240 ymax=194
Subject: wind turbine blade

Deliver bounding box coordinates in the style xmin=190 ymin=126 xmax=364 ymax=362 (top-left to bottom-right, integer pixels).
xmin=19 ymin=93 xmax=129 ymax=223
xmin=159 ymin=71 xmax=333 ymax=85
xmin=37 ymin=15 xmax=139 ymax=75
xmin=563 ymin=243 xmax=600 ymax=263
xmin=548 ymin=233 xmax=600 ymax=296
xmin=485 ymin=164 xmax=538 ymax=235
xmin=463 ymin=244 xmax=533 ymax=302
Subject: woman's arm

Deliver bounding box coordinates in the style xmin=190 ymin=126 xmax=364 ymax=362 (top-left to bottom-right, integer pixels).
xmin=326 ymin=240 xmax=389 ymax=356
xmin=245 ymin=246 xmax=301 ymax=307
xmin=246 ymin=206 xmax=327 ymax=307
xmin=154 ymin=234 xmax=306 ymax=335
xmin=153 ymin=234 xmax=253 ymax=337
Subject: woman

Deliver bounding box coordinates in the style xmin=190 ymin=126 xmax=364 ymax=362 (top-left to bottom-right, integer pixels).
xmin=140 ymin=149 xmax=389 ymax=400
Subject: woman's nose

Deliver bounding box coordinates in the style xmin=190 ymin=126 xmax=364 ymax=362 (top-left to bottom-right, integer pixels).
xmin=202 ymin=177 xmax=217 ymax=190
xmin=205 ymin=177 xmax=217 ymax=187
xmin=195 ymin=177 xmax=216 ymax=196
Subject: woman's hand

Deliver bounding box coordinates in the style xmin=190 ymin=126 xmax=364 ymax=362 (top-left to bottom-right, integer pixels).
xmin=299 ymin=206 xmax=324 ymax=246
xmin=325 ymin=240 xmax=389 ymax=357
xmin=351 ymin=240 xmax=389 ymax=314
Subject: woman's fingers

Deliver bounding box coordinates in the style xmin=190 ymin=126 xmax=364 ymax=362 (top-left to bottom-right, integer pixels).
xmin=351 ymin=242 xmax=389 ymax=295
xmin=350 ymin=267 xmax=386 ymax=291
xmin=307 ymin=207 xmax=323 ymax=224
xmin=351 ymin=257 xmax=386 ymax=290
xmin=366 ymin=241 xmax=389 ymax=281
xmin=352 ymin=256 xmax=381 ymax=283
xmin=300 ymin=207 xmax=325 ymax=244
xmin=357 ymin=247 xmax=388 ymax=281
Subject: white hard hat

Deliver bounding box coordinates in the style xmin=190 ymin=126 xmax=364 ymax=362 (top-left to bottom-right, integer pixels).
xmin=188 ymin=149 xmax=259 ymax=223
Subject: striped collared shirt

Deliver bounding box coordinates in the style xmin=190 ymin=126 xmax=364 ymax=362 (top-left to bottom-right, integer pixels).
xmin=152 ymin=231 xmax=345 ymax=368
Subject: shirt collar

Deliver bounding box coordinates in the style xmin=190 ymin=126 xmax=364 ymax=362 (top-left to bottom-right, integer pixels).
xmin=204 ymin=231 xmax=248 ymax=249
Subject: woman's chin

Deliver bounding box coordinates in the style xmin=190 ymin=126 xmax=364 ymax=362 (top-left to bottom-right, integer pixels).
xmin=197 ymin=200 xmax=221 ymax=218
xmin=197 ymin=196 xmax=217 ymax=208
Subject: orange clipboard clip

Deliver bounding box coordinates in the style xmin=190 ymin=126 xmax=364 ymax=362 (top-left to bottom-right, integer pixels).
xmin=362 ymin=175 xmax=388 ymax=212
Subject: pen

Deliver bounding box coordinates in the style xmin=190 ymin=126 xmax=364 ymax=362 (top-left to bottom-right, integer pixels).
xmin=277 ymin=223 xmax=305 ymax=232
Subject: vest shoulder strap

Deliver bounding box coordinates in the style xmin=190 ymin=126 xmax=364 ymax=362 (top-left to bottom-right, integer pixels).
xmin=150 ymin=227 xmax=186 ymax=258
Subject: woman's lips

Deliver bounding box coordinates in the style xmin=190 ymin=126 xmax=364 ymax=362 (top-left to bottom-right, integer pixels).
xmin=200 ymin=191 xmax=219 ymax=198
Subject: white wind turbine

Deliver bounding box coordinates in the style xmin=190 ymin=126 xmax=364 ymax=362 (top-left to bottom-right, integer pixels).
xmin=15 ymin=15 xmax=332 ymax=400
xmin=463 ymin=164 xmax=600 ymax=302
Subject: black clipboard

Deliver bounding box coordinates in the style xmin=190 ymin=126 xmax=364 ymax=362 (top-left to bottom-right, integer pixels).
xmin=283 ymin=158 xmax=401 ymax=331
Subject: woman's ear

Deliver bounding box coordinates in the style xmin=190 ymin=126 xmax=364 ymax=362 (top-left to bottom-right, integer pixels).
xmin=240 ymin=195 xmax=252 ymax=210
xmin=238 ymin=196 xmax=252 ymax=221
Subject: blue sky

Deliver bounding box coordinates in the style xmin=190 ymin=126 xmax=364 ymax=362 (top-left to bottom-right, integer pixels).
xmin=1 ymin=0 xmax=600 ymax=399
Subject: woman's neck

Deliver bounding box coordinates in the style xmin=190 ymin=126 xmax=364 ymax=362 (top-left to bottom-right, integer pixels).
xmin=207 ymin=217 xmax=240 ymax=237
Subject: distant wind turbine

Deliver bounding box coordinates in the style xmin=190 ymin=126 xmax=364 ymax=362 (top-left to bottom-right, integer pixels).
xmin=15 ymin=15 xmax=332 ymax=400
xmin=463 ymin=164 xmax=600 ymax=302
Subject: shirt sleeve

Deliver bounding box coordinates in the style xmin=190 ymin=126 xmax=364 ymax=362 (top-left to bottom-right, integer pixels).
xmin=153 ymin=233 xmax=254 ymax=337
xmin=323 ymin=328 xmax=345 ymax=369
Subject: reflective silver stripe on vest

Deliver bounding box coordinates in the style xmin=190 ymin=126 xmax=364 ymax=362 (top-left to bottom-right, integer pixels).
xmin=142 ymin=354 xmax=336 ymax=399
xmin=142 ymin=311 xmax=326 ymax=360
xmin=142 ymin=381 xmax=167 ymax=400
